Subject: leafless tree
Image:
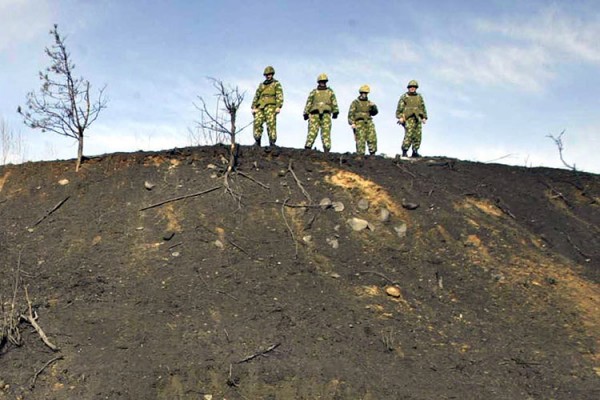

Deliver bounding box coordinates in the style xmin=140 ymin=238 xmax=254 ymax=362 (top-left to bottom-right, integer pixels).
xmin=187 ymin=100 xmax=228 ymax=146
xmin=193 ymin=79 xmax=251 ymax=199
xmin=1 ymin=117 xmax=26 ymax=165
xmin=547 ymin=129 xmax=576 ymax=171
xmin=17 ymin=24 xmax=107 ymax=171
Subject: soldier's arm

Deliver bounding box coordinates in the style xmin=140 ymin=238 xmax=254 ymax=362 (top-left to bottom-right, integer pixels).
xmin=251 ymin=85 xmax=262 ymax=109
xmin=303 ymin=90 xmax=314 ymax=115
xmin=420 ymin=95 xmax=428 ymax=119
xmin=275 ymin=82 xmax=284 ymax=109
xmin=330 ymin=90 xmax=340 ymax=114
xmin=347 ymin=100 xmax=356 ymax=125
xmin=395 ymin=95 xmax=405 ymax=119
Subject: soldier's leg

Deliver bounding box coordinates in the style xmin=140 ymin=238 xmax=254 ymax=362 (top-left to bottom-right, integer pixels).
xmin=354 ymin=121 xmax=367 ymax=154
xmin=412 ymin=119 xmax=423 ymax=151
xmin=305 ymin=114 xmax=320 ymax=148
xmin=366 ymin=120 xmax=377 ymax=155
xmin=402 ymin=118 xmax=417 ymax=151
xmin=321 ymin=113 xmax=332 ymax=152
xmin=265 ymin=106 xmax=277 ymax=145
xmin=253 ymin=109 xmax=266 ymax=143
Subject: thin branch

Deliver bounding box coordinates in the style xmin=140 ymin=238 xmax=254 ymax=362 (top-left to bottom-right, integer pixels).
xmin=281 ymin=198 xmax=299 ymax=257
xmin=238 ymin=342 xmax=281 ymax=364
xmin=30 ymin=355 xmax=63 ymax=389
xmin=288 ymin=160 xmax=312 ymax=203
xmin=139 ymin=186 xmax=221 ymax=211
xmin=237 ymin=171 xmax=270 ymax=190
xmin=33 ymin=196 xmax=70 ymax=226
xmin=20 ymin=286 xmax=58 ymax=351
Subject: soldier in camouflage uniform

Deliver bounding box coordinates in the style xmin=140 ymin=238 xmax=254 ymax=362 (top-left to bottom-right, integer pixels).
xmin=348 ymin=85 xmax=378 ymax=156
xmin=252 ymin=66 xmax=284 ymax=147
xmin=396 ymin=80 xmax=428 ymax=158
xmin=303 ymin=73 xmax=339 ymax=153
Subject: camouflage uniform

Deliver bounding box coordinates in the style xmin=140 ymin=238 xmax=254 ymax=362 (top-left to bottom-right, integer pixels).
xmin=396 ymin=83 xmax=427 ymax=155
xmin=348 ymin=94 xmax=378 ymax=155
xmin=252 ymin=76 xmax=284 ymax=145
xmin=303 ymin=86 xmax=339 ymax=152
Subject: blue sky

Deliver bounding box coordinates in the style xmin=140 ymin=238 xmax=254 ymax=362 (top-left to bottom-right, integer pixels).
xmin=1 ymin=0 xmax=599 ymax=173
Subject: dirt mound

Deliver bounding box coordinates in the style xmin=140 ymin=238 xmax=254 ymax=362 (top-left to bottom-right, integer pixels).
xmin=1 ymin=145 xmax=599 ymax=399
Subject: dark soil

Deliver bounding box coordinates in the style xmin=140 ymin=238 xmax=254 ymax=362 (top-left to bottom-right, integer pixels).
xmin=1 ymin=145 xmax=599 ymax=399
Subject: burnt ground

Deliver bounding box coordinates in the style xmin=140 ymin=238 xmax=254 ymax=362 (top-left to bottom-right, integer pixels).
xmin=0 ymin=144 xmax=599 ymax=399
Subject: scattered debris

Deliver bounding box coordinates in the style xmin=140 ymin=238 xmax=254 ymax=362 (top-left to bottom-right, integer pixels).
xmin=347 ymin=217 xmax=370 ymax=231
xmin=238 ymin=342 xmax=281 ymax=364
xmin=394 ymin=223 xmax=407 ymax=238
xmin=58 ymin=179 xmax=69 ymax=186
xmin=214 ymin=239 xmax=224 ymax=249
xmin=302 ymin=235 xmax=312 ymax=244
xmin=144 ymin=181 xmax=155 ymax=190
xmin=33 ymin=196 xmax=70 ymax=227
xmin=385 ymin=286 xmax=402 ymax=298
xmin=332 ymin=201 xmax=345 ymax=212
xmin=357 ymin=198 xmax=369 ymax=211
xmin=326 ymin=237 xmax=339 ymax=249
xmin=379 ymin=208 xmax=390 ymax=222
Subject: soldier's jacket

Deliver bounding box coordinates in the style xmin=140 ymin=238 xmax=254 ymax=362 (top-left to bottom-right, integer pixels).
xmin=348 ymin=97 xmax=378 ymax=125
xmin=252 ymin=79 xmax=284 ymax=110
xmin=304 ymin=87 xmax=339 ymax=115
xmin=396 ymin=92 xmax=427 ymax=120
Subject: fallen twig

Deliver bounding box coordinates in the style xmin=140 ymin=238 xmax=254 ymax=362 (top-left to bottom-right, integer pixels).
xmin=140 ymin=186 xmax=221 ymax=211
xmin=238 ymin=342 xmax=280 ymax=364
xmin=30 ymin=355 xmax=63 ymax=389
xmin=394 ymin=162 xmax=416 ymax=178
xmin=360 ymin=270 xmax=399 ymax=285
xmin=260 ymin=201 xmax=322 ymax=209
xmin=20 ymin=286 xmax=58 ymax=351
xmin=565 ymin=233 xmax=592 ymax=260
xmin=281 ymin=198 xmax=298 ymax=258
xmin=237 ymin=171 xmax=269 ymax=190
xmin=540 ymin=180 xmax=572 ymax=208
xmin=288 ymin=160 xmax=312 ymax=203
xmin=33 ymin=196 xmax=70 ymax=227
xmin=494 ymin=198 xmax=516 ymax=219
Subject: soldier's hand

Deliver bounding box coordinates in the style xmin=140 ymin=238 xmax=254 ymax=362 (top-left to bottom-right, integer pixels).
xmin=398 ymin=117 xmax=405 ymax=124
xmin=303 ymin=114 xmax=309 ymax=121
xmin=252 ymin=108 xmax=257 ymax=114
xmin=332 ymin=112 xmax=339 ymax=119
xmin=422 ymin=118 xmax=427 ymax=124
xmin=275 ymin=108 xmax=280 ymax=114
xmin=351 ymin=124 xmax=356 ymax=129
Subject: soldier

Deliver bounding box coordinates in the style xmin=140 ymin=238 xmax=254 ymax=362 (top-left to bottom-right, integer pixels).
xmin=252 ymin=66 xmax=284 ymax=147
xmin=348 ymin=85 xmax=378 ymax=156
xmin=303 ymin=73 xmax=339 ymax=153
xmin=396 ymin=80 xmax=428 ymax=158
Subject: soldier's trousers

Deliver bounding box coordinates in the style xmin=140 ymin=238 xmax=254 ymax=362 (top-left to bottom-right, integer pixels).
xmin=253 ymin=105 xmax=278 ymax=144
xmin=401 ymin=117 xmax=422 ymax=151
xmin=305 ymin=113 xmax=332 ymax=151
xmin=354 ymin=119 xmax=377 ymax=155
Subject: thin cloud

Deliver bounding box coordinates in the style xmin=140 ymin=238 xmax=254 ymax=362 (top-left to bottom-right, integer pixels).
xmin=0 ymin=0 xmax=51 ymax=52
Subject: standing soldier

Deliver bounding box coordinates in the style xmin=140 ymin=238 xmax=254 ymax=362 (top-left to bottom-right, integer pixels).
xmin=396 ymin=80 xmax=428 ymax=158
xmin=348 ymin=85 xmax=378 ymax=156
xmin=252 ymin=66 xmax=284 ymax=148
xmin=303 ymin=73 xmax=339 ymax=153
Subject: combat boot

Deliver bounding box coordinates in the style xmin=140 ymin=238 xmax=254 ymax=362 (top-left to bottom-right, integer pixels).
xmin=411 ymin=150 xmax=421 ymax=158
xmin=324 ymin=148 xmax=330 ymax=154
xmin=254 ymin=138 xmax=261 ymax=148
xmin=402 ymin=149 xmax=408 ymax=158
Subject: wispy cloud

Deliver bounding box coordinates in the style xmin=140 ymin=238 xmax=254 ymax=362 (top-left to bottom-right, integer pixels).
xmin=0 ymin=0 xmax=51 ymax=53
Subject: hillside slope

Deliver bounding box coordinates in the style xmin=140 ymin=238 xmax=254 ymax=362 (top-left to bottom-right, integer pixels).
xmin=1 ymin=145 xmax=599 ymax=399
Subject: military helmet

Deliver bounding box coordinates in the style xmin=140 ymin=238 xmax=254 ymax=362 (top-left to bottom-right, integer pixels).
xmin=263 ymin=66 xmax=275 ymax=75
xmin=407 ymin=80 xmax=419 ymax=88
xmin=359 ymin=84 xmax=370 ymax=93
xmin=317 ymin=73 xmax=329 ymax=82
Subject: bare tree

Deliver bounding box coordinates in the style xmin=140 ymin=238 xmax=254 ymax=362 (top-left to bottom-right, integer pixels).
xmin=187 ymin=100 xmax=228 ymax=146
xmin=547 ymin=129 xmax=576 ymax=171
xmin=193 ymin=78 xmax=251 ymax=175
xmin=1 ymin=117 xmax=26 ymax=165
xmin=17 ymin=24 xmax=107 ymax=171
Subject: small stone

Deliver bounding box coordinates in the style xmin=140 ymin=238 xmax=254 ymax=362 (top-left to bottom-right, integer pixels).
xmin=144 ymin=181 xmax=155 ymax=190
xmin=302 ymin=235 xmax=312 ymax=243
xmin=171 ymin=251 xmax=180 ymax=257
xmin=347 ymin=217 xmax=369 ymax=231
xmin=332 ymin=201 xmax=345 ymax=212
xmin=330 ymin=272 xmax=341 ymax=279
xmin=326 ymin=237 xmax=339 ymax=249
xmin=163 ymin=232 xmax=175 ymax=241
xmin=319 ymin=197 xmax=332 ymax=209
xmin=277 ymin=169 xmax=287 ymax=177
xmin=394 ymin=223 xmax=408 ymax=238
xmin=385 ymin=286 xmax=402 ymax=298
xmin=357 ymin=198 xmax=369 ymax=211
xmin=401 ymin=200 xmax=419 ymax=210
xmin=379 ymin=208 xmax=391 ymax=222
xmin=58 ymin=178 xmax=69 ymax=186
xmin=214 ymin=240 xmax=224 ymax=249
xmin=210 ymin=173 xmax=218 ymax=179
xmin=136 ymin=226 xmax=144 ymax=231
xmin=207 ymin=164 xmax=217 ymax=170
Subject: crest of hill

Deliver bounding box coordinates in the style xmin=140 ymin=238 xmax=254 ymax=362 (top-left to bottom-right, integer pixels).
xmin=0 ymin=145 xmax=599 ymax=399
